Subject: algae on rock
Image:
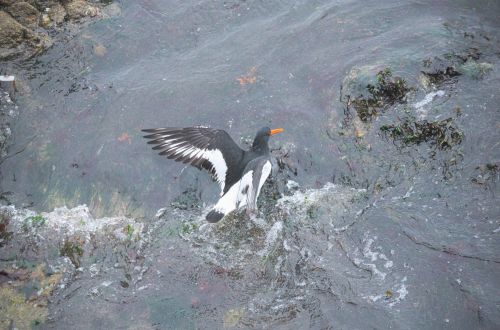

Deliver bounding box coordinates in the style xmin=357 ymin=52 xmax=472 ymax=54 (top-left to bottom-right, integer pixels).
xmin=0 ymin=286 xmax=48 ymax=330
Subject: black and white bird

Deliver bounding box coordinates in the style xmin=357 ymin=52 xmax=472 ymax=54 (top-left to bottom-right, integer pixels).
xmin=142 ymin=126 xmax=284 ymax=223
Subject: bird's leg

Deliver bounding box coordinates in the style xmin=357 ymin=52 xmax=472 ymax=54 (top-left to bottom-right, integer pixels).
xmin=247 ymin=207 xmax=268 ymax=229
xmin=246 ymin=206 xmax=257 ymax=218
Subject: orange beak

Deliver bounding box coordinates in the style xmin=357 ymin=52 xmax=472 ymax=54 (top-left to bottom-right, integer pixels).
xmin=270 ymin=128 xmax=284 ymax=136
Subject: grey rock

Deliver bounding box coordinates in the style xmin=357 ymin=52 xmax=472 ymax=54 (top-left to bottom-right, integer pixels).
xmin=47 ymin=2 xmax=66 ymax=25
xmin=64 ymin=0 xmax=99 ymax=19
xmin=0 ymin=0 xmax=18 ymax=6
xmin=4 ymin=2 xmax=41 ymax=29
xmin=0 ymin=10 xmax=39 ymax=60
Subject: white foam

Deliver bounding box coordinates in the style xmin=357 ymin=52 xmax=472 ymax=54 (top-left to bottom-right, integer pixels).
xmin=277 ymin=182 xmax=365 ymax=210
xmin=3 ymin=204 xmax=142 ymax=241
xmin=0 ymin=75 xmax=15 ymax=82
xmin=286 ymin=180 xmax=300 ymax=190
xmin=413 ymin=90 xmax=445 ymax=119
xmin=258 ymin=221 xmax=283 ymax=257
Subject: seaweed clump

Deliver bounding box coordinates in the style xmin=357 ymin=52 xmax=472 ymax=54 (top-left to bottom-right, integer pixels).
xmin=380 ymin=118 xmax=463 ymax=149
xmin=420 ymin=47 xmax=491 ymax=86
xmin=0 ymin=210 xmax=12 ymax=247
xmin=60 ymin=238 xmax=84 ymax=268
xmin=421 ymin=66 xmax=460 ymax=86
xmin=350 ymin=68 xmax=411 ymax=122
xmin=471 ymin=163 xmax=499 ymax=186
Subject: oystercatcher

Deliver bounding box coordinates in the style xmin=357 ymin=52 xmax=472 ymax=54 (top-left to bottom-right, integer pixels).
xmin=142 ymin=126 xmax=284 ymax=222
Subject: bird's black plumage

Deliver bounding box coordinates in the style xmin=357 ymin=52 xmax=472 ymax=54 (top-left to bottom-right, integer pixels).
xmin=142 ymin=126 xmax=283 ymax=222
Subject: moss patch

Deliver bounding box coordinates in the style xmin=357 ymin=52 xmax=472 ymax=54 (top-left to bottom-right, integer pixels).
xmin=180 ymin=222 xmax=198 ymax=235
xmin=22 ymin=214 xmax=46 ymax=230
xmin=124 ymin=223 xmax=135 ymax=240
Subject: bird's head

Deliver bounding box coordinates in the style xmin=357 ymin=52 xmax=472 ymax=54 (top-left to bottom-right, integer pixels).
xmin=252 ymin=127 xmax=284 ymax=150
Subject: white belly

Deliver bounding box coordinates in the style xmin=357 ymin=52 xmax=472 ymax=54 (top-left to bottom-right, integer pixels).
xmin=213 ymin=160 xmax=272 ymax=215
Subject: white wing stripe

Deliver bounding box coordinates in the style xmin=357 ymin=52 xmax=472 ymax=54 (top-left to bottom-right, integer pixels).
xmin=202 ymin=149 xmax=228 ymax=191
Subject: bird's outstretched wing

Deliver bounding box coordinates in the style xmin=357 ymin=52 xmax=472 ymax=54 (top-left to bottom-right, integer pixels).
xmin=142 ymin=126 xmax=244 ymax=194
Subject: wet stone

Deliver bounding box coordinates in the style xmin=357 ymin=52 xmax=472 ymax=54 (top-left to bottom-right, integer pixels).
xmin=64 ymin=0 xmax=100 ymax=19
xmin=4 ymin=2 xmax=41 ymax=29
xmin=47 ymin=3 xmax=67 ymax=26
xmin=0 ymin=0 xmax=17 ymax=5
xmin=0 ymin=11 xmax=38 ymax=57
xmin=0 ymin=1 xmax=114 ymax=60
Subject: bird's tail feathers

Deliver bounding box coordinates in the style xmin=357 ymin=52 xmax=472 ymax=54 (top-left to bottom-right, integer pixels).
xmin=206 ymin=209 xmax=225 ymax=223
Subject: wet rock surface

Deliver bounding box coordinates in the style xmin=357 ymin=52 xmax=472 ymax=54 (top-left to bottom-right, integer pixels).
xmin=2 ymin=176 xmax=498 ymax=328
xmin=0 ymin=203 xmax=148 ymax=329
xmin=0 ymin=0 xmax=499 ymax=329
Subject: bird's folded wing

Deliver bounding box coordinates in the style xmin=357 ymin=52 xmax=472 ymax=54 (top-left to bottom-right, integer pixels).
xmin=142 ymin=126 xmax=244 ymax=193
xmin=242 ymin=156 xmax=272 ymax=210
